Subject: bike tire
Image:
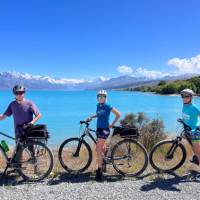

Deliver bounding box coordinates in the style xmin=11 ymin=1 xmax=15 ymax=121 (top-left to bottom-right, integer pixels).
xmin=17 ymin=141 xmax=54 ymax=182
xmin=58 ymin=138 xmax=92 ymax=173
xmin=111 ymin=138 xmax=148 ymax=177
xmin=149 ymin=139 xmax=187 ymax=172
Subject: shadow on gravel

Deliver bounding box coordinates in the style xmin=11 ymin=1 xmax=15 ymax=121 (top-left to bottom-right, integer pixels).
xmin=140 ymin=171 xmax=199 ymax=192
xmin=0 ymin=171 xmax=25 ymax=186
xmin=47 ymin=172 xmax=125 ymax=185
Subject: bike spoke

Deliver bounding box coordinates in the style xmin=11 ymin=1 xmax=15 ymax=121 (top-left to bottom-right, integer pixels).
xmin=60 ymin=139 xmax=91 ymax=172
xmin=112 ymin=140 xmax=148 ymax=176
xmin=151 ymin=141 xmax=185 ymax=171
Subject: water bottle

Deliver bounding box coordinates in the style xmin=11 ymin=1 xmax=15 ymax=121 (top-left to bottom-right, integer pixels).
xmin=1 ymin=140 xmax=9 ymax=153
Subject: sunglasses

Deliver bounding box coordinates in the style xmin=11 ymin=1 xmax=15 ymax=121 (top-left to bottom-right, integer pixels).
xmin=15 ymin=92 xmax=25 ymax=96
xmin=181 ymin=95 xmax=191 ymax=99
xmin=97 ymin=95 xmax=106 ymax=98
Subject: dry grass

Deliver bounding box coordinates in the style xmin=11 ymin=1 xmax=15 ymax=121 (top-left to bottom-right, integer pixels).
xmin=0 ymin=137 xmax=199 ymax=180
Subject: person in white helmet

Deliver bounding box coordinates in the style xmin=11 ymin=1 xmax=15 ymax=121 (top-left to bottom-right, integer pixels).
xmin=86 ymin=90 xmax=120 ymax=181
xmin=180 ymin=89 xmax=200 ymax=167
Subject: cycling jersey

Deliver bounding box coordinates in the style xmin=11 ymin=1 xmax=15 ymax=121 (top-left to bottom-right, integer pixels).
xmin=4 ymin=99 xmax=40 ymax=138
xmin=96 ymin=103 xmax=113 ymax=129
xmin=182 ymin=103 xmax=200 ymax=130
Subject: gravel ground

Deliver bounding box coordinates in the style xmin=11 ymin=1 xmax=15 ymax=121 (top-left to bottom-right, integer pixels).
xmin=0 ymin=171 xmax=200 ymax=200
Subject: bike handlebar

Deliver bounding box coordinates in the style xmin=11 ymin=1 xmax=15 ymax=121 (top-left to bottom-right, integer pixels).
xmin=80 ymin=121 xmax=90 ymax=126
xmin=177 ymin=118 xmax=192 ymax=131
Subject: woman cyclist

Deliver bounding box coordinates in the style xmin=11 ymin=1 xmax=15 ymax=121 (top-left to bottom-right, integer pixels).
xmin=86 ymin=90 xmax=120 ymax=181
xmin=180 ymin=89 xmax=200 ymax=167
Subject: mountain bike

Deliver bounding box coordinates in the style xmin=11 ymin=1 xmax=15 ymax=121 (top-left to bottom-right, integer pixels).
xmin=58 ymin=121 xmax=148 ymax=177
xmin=0 ymin=124 xmax=54 ymax=182
xmin=149 ymin=118 xmax=197 ymax=172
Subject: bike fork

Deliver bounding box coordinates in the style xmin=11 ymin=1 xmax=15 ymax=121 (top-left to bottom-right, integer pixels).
xmin=1 ymin=165 xmax=9 ymax=179
xmin=73 ymin=139 xmax=83 ymax=157
xmin=166 ymin=140 xmax=179 ymax=159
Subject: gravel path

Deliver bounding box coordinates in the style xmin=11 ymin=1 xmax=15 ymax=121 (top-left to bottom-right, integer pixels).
xmin=1 ymin=171 xmax=200 ymax=200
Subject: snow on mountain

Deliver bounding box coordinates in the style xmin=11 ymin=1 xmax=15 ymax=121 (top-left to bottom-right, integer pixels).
xmin=0 ymin=71 xmax=198 ymax=90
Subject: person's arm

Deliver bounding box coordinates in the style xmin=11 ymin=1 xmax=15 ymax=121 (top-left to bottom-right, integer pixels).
xmin=109 ymin=108 xmax=121 ymax=128
xmin=1 ymin=103 xmax=13 ymax=120
xmin=29 ymin=102 xmax=42 ymax=125
xmin=0 ymin=115 xmax=7 ymax=121
xmin=86 ymin=114 xmax=97 ymax=122
xmin=30 ymin=113 xmax=42 ymax=125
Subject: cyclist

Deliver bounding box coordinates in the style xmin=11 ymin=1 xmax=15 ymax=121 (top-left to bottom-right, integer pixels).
xmin=180 ymin=89 xmax=200 ymax=166
xmin=0 ymin=85 xmax=42 ymax=140
xmin=86 ymin=90 xmax=120 ymax=181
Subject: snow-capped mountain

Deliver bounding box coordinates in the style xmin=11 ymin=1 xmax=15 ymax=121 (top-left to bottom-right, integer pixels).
xmin=0 ymin=71 xmax=198 ymax=90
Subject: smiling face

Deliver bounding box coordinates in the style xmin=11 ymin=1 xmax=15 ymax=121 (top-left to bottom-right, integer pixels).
xmin=181 ymin=94 xmax=192 ymax=104
xmin=97 ymin=95 xmax=106 ymax=104
xmin=15 ymin=92 xmax=25 ymax=101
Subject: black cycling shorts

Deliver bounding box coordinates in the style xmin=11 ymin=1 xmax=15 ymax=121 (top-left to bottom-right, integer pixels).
xmin=96 ymin=128 xmax=110 ymax=139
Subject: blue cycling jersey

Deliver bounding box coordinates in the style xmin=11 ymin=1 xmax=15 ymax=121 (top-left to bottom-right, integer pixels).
xmin=96 ymin=103 xmax=113 ymax=129
xmin=182 ymin=103 xmax=200 ymax=130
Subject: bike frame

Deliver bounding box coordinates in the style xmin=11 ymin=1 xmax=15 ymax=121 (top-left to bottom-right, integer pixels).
xmin=80 ymin=125 xmax=97 ymax=144
xmin=73 ymin=124 xmax=97 ymax=157
xmin=166 ymin=126 xmax=193 ymax=158
xmin=0 ymin=131 xmax=27 ymax=177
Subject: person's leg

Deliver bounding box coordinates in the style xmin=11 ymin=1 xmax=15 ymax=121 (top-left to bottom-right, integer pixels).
xmin=191 ymin=130 xmax=200 ymax=164
xmin=95 ymin=128 xmax=110 ymax=180
xmin=96 ymin=138 xmax=106 ymax=170
xmin=192 ymin=142 xmax=200 ymax=162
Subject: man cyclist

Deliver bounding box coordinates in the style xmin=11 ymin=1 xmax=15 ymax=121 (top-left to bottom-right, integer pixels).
xmin=86 ymin=90 xmax=120 ymax=181
xmin=180 ymin=89 xmax=200 ymax=168
xmin=0 ymin=85 xmax=42 ymax=140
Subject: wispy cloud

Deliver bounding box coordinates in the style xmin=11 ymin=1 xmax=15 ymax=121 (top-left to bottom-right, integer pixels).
xmin=117 ymin=54 xmax=200 ymax=79
xmin=133 ymin=67 xmax=170 ymax=79
xmin=118 ymin=65 xmax=133 ymax=75
xmin=167 ymin=54 xmax=200 ymax=74
xmin=117 ymin=65 xmax=170 ymax=79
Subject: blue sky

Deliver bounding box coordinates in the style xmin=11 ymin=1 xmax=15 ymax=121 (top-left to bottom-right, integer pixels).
xmin=0 ymin=0 xmax=200 ymax=80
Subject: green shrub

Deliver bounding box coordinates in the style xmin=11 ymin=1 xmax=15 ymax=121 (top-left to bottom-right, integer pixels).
xmin=120 ymin=112 xmax=167 ymax=151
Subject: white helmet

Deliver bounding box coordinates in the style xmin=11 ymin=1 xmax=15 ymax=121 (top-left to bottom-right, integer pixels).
xmin=97 ymin=90 xmax=107 ymax=97
xmin=180 ymin=89 xmax=194 ymax=97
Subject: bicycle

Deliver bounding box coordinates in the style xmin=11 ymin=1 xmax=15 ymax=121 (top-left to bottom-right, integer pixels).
xmin=149 ymin=118 xmax=197 ymax=172
xmin=0 ymin=124 xmax=54 ymax=182
xmin=58 ymin=121 xmax=148 ymax=177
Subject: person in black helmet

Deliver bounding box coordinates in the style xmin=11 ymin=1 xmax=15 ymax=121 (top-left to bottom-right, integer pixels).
xmin=0 ymin=85 xmax=42 ymax=139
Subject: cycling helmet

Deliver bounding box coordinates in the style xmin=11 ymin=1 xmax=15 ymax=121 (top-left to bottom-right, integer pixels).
xmin=97 ymin=90 xmax=107 ymax=97
xmin=180 ymin=89 xmax=194 ymax=97
xmin=13 ymin=85 xmax=26 ymax=95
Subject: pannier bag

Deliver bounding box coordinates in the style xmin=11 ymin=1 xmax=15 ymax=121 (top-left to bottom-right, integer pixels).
xmin=113 ymin=126 xmax=139 ymax=138
xmin=25 ymin=124 xmax=49 ymax=139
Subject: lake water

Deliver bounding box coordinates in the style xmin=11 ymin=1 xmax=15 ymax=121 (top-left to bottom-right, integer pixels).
xmin=0 ymin=90 xmax=200 ymax=145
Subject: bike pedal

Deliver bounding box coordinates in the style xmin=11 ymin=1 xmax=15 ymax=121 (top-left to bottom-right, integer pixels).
xmin=190 ymin=155 xmax=200 ymax=166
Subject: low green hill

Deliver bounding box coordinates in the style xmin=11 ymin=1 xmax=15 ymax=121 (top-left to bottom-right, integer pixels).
xmin=127 ymin=76 xmax=200 ymax=95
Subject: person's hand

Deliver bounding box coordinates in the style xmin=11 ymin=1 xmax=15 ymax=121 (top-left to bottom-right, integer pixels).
xmin=0 ymin=115 xmax=3 ymax=120
xmin=23 ymin=123 xmax=33 ymax=130
xmin=86 ymin=117 xmax=92 ymax=122
xmin=109 ymin=124 xmax=114 ymax=129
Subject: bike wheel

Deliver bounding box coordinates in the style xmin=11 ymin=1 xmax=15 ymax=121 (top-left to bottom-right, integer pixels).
xmin=0 ymin=150 xmax=7 ymax=176
xmin=58 ymin=138 xmax=92 ymax=173
xmin=149 ymin=139 xmax=187 ymax=172
xmin=17 ymin=141 xmax=54 ymax=182
xmin=111 ymin=139 xmax=148 ymax=177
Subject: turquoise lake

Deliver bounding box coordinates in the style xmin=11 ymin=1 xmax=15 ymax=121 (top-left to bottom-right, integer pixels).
xmin=0 ymin=90 xmax=200 ymax=145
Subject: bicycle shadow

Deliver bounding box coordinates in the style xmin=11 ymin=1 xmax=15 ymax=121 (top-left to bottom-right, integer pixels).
xmin=0 ymin=172 xmax=25 ymax=186
xmin=140 ymin=170 xmax=199 ymax=192
xmin=47 ymin=172 xmax=125 ymax=185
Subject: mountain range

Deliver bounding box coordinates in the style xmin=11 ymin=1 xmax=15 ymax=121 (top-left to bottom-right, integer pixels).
xmin=0 ymin=71 xmax=197 ymax=90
